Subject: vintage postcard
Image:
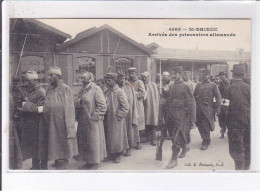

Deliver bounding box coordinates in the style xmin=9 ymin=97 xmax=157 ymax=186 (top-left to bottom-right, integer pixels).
xmin=7 ymin=18 xmax=251 ymax=171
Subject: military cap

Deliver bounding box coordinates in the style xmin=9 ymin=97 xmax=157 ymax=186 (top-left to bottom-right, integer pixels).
xmin=127 ymin=67 xmax=137 ymax=72
xmin=25 ymin=69 xmax=39 ymax=80
xmin=218 ymin=71 xmax=226 ymax=76
xmin=48 ymin=66 xmax=62 ymax=76
xmin=162 ymin=71 xmax=170 ymax=76
xmin=231 ymin=64 xmax=246 ymax=74
xmin=117 ymin=70 xmax=125 ymax=79
xmin=140 ymin=71 xmax=149 ymax=77
xmin=201 ymin=69 xmax=210 ymax=75
xmin=104 ymin=73 xmax=118 ymax=81
xmin=183 ymin=71 xmax=191 ymax=75
xmin=172 ymin=66 xmax=183 ymax=73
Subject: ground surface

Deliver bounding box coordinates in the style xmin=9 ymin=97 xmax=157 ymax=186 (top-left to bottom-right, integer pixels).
xmin=22 ymin=122 xmax=234 ymax=171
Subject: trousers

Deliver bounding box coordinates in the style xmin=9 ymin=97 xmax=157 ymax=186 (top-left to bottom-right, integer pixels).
xmin=228 ymin=128 xmax=250 ymax=170
xmin=218 ymin=105 xmax=229 ymax=133
xmin=197 ymin=111 xmax=211 ymax=145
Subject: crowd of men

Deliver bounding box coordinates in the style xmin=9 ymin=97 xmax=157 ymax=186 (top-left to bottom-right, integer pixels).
xmin=9 ymin=64 xmax=250 ymax=170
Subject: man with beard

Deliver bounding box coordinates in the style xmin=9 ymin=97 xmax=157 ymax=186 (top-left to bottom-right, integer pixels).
xmin=141 ymin=71 xmax=159 ymax=146
xmin=165 ymin=67 xmax=196 ymax=169
xmin=117 ymin=71 xmax=141 ymax=155
xmin=225 ymin=64 xmax=250 ymax=170
xmin=43 ymin=67 xmax=78 ymax=169
xmin=104 ymin=73 xmax=129 ymax=163
xmin=17 ymin=70 xmax=47 ymax=170
xmin=194 ymin=69 xmax=221 ymax=150
xmin=75 ymin=72 xmax=107 ymax=170
xmin=127 ymin=67 xmax=146 ymax=143
xmin=217 ymin=71 xmax=230 ymax=139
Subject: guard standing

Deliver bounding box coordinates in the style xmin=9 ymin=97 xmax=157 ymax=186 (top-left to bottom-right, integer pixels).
xmin=226 ymin=64 xmax=250 ymax=170
xmin=194 ymin=69 xmax=221 ymax=150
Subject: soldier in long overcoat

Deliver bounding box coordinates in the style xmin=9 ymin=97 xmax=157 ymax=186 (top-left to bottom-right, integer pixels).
xmin=194 ymin=69 xmax=221 ymax=150
xmin=117 ymin=71 xmax=141 ymax=156
xmin=165 ymin=67 xmax=196 ymax=169
xmin=141 ymin=71 xmax=159 ymax=146
xmin=217 ymin=71 xmax=230 ymax=138
xmin=226 ymin=64 xmax=250 ymax=170
xmin=104 ymin=73 xmax=130 ymax=163
xmin=43 ymin=67 xmax=78 ymax=169
xmin=75 ymin=72 xmax=107 ymax=170
xmin=17 ymin=70 xmax=47 ymax=169
xmin=127 ymin=67 xmax=146 ymax=142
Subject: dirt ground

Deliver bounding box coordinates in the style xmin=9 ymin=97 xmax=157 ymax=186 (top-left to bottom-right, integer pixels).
xmin=21 ymin=120 xmax=235 ymax=171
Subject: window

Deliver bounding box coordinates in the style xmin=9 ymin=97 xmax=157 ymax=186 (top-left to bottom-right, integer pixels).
xmin=19 ymin=56 xmax=45 ymax=83
xmin=115 ymin=57 xmax=134 ymax=75
xmin=74 ymin=56 xmax=96 ymax=84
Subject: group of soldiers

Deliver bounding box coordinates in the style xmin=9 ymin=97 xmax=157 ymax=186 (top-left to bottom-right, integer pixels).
xmin=9 ymin=63 xmax=250 ymax=171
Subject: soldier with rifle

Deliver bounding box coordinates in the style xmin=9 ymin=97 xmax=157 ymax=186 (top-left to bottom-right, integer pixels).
xmin=156 ymin=67 xmax=196 ymax=169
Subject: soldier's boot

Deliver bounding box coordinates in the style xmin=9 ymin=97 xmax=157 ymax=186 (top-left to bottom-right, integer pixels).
xmin=55 ymin=159 xmax=69 ymax=170
xmin=79 ymin=163 xmax=98 ymax=170
xmin=244 ymin=160 xmax=250 ymax=170
xmin=201 ymin=144 xmax=208 ymax=150
xmin=151 ymin=128 xmax=156 ymax=146
xmin=166 ymin=154 xmax=178 ymax=169
xmin=179 ymin=145 xmax=188 ymax=158
xmin=40 ymin=160 xmax=48 ymax=170
xmin=31 ymin=158 xmax=40 ymax=170
xmin=113 ymin=153 xmax=121 ymax=163
xmin=123 ymin=148 xmax=131 ymax=157
xmin=135 ymin=142 xmax=142 ymax=150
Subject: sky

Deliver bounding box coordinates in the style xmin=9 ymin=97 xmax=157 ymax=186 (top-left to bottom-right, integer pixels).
xmin=38 ymin=19 xmax=251 ymax=52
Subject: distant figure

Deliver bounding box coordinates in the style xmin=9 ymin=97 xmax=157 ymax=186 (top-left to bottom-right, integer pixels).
xmin=43 ymin=67 xmax=78 ymax=170
xmin=217 ymin=71 xmax=230 ymax=139
xmin=75 ymin=72 xmax=107 ymax=170
xmin=226 ymin=64 xmax=250 ymax=170
xmin=141 ymin=71 xmax=159 ymax=146
xmin=104 ymin=73 xmax=129 ymax=163
xmin=194 ymin=69 xmax=221 ymax=150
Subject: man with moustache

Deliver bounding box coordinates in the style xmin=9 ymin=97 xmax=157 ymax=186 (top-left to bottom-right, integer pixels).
xmin=104 ymin=73 xmax=129 ymax=163
xmin=43 ymin=66 xmax=78 ymax=169
xmin=141 ymin=71 xmax=159 ymax=146
xmin=165 ymin=67 xmax=196 ymax=169
xmin=194 ymin=69 xmax=221 ymax=150
xmin=127 ymin=67 xmax=146 ymax=143
xmin=75 ymin=72 xmax=107 ymax=170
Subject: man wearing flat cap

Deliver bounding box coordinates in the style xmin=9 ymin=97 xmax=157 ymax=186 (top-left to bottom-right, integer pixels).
xmin=141 ymin=71 xmax=159 ymax=146
xmin=17 ymin=69 xmax=47 ymax=169
xmin=117 ymin=71 xmax=141 ymax=155
xmin=217 ymin=71 xmax=230 ymax=138
xmin=43 ymin=66 xmax=78 ymax=169
xmin=127 ymin=67 xmax=147 ymax=142
xmin=74 ymin=71 xmax=107 ymax=170
xmin=165 ymin=67 xmax=196 ymax=168
xmin=104 ymin=73 xmax=129 ymax=163
xmin=225 ymin=64 xmax=250 ymax=170
xmin=194 ymin=69 xmax=221 ymax=150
